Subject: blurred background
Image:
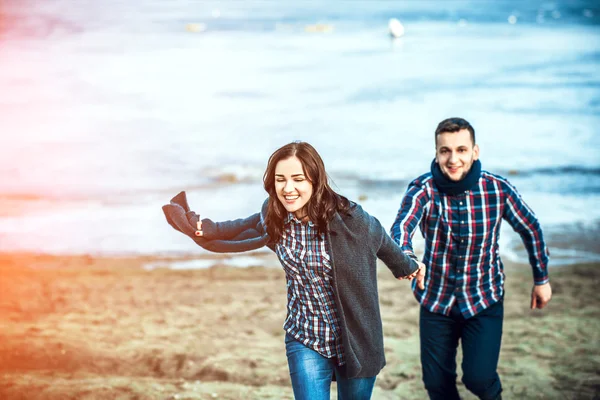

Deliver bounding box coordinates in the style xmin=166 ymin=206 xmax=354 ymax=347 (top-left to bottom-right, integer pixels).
xmin=0 ymin=0 xmax=598 ymax=266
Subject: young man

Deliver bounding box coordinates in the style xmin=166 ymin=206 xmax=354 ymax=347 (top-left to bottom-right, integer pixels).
xmin=391 ymin=117 xmax=552 ymax=400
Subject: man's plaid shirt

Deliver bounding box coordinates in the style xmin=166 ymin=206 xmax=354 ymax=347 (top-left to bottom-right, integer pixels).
xmin=276 ymin=214 xmax=344 ymax=364
xmin=391 ymin=170 xmax=549 ymax=318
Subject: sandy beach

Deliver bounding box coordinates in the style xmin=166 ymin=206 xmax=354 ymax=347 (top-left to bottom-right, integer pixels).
xmin=1 ymin=0 xmax=599 ymax=399
xmin=0 ymin=252 xmax=598 ymax=400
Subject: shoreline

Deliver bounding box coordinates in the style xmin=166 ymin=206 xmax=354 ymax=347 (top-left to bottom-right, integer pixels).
xmin=1 ymin=185 xmax=598 ymax=262
xmin=0 ymin=253 xmax=599 ymax=399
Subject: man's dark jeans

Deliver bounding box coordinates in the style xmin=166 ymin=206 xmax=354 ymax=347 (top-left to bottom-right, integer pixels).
xmin=420 ymin=300 xmax=503 ymax=400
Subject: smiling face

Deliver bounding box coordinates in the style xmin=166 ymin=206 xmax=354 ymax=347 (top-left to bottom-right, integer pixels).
xmin=274 ymin=156 xmax=314 ymax=220
xmin=435 ymin=128 xmax=480 ymax=181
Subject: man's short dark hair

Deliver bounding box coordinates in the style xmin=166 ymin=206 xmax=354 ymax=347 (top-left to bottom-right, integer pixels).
xmin=435 ymin=118 xmax=475 ymax=145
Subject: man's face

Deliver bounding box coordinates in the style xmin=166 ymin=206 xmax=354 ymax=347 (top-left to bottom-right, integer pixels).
xmin=435 ymin=129 xmax=480 ymax=181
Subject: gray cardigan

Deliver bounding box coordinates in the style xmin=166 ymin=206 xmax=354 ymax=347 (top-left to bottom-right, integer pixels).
xmin=163 ymin=191 xmax=418 ymax=379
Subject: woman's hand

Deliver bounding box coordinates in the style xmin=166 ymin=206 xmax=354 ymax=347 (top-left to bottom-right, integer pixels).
xmin=195 ymin=219 xmax=203 ymax=237
xmin=186 ymin=211 xmax=217 ymax=239
xmin=184 ymin=211 xmax=203 ymax=236
xmin=399 ymin=262 xmax=426 ymax=290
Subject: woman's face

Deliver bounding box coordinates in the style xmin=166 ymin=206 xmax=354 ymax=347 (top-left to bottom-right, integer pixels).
xmin=274 ymin=156 xmax=313 ymax=219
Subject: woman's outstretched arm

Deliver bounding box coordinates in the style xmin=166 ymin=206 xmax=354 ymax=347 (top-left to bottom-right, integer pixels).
xmin=163 ymin=191 xmax=271 ymax=253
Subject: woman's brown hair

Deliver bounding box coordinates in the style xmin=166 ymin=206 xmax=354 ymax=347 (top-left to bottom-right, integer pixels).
xmin=263 ymin=141 xmax=350 ymax=244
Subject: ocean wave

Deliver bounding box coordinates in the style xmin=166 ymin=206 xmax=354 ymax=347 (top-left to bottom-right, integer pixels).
xmin=347 ymin=80 xmax=600 ymax=105
xmin=330 ymin=166 xmax=600 ymax=193
xmin=503 ymin=170 xmax=596 ymax=194
xmin=185 ymin=165 xmax=600 ymax=194
xmin=500 ymin=165 xmax=600 ymax=177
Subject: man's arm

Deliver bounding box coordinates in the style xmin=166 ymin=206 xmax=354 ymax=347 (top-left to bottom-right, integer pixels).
xmin=390 ymin=182 xmax=429 ymax=261
xmin=502 ymin=180 xmax=552 ymax=309
xmin=502 ymin=181 xmax=550 ymax=284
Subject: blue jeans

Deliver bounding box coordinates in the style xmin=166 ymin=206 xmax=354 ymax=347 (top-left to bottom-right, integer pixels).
xmin=285 ymin=334 xmax=377 ymax=400
xmin=420 ymin=301 xmax=504 ymax=400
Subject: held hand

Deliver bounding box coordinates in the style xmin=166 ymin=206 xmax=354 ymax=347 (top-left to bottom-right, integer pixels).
xmin=399 ymin=262 xmax=426 ymax=290
xmin=530 ymin=282 xmax=552 ymax=309
xmin=413 ymin=262 xmax=426 ymax=290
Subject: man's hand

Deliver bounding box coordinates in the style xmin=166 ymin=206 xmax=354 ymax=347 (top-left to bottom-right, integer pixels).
xmin=413 ymin=262 xmax=426 ymax=290
xmin=531 ymin=282 xmax=552 ymax=309
xmin=399 ymin=262 xmax=426 ymax=290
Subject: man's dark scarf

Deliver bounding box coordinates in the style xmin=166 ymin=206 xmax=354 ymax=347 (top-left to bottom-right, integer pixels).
xmin=430 ymin=159 xmax=481 ymax=195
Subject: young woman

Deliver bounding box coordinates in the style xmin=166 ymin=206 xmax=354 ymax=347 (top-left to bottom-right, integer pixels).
xmin=163 ymin=141 xmax=425 ymax=400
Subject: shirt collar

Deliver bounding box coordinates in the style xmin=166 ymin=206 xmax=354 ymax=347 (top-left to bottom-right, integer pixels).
xmin=430 ymin=158 xmax=482 ymax=196
xmin=285 ymin=213 xmax=315 ymax=227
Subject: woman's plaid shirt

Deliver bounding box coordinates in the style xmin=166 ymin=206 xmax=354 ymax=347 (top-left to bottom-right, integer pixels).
xmin=275 ymin=214 xmax=344 ymax=365
xmin=391 ymin=171 xmax=549 ymax=318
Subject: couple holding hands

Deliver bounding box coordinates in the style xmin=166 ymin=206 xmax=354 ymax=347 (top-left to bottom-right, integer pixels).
xmin=163 ymin=117 xmax=551 ymax=400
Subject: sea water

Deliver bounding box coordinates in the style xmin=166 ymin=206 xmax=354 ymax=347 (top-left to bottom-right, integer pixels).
xmin=0 ymin=0 xmax=598 ymax=266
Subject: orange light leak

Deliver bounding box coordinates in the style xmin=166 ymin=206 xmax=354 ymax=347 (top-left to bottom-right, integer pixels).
xmin=0 ymin=0 xmax=19 ymax=39
xmin=0 ymin=0 xmax=76 ymax=251
xmin=0 ymin=0 xmax=5 ymax=38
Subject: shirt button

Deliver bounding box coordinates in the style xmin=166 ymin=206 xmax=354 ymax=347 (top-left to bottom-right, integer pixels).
xmin=457 ymin=269 xmax=463 ymax=273
xmin=461 ymin=220 xmax=464 ymax=224
xmin=459 ymin=202 xmax=463 ymax=205
xmin=461 ymin=239 xmax=464 ymax=242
